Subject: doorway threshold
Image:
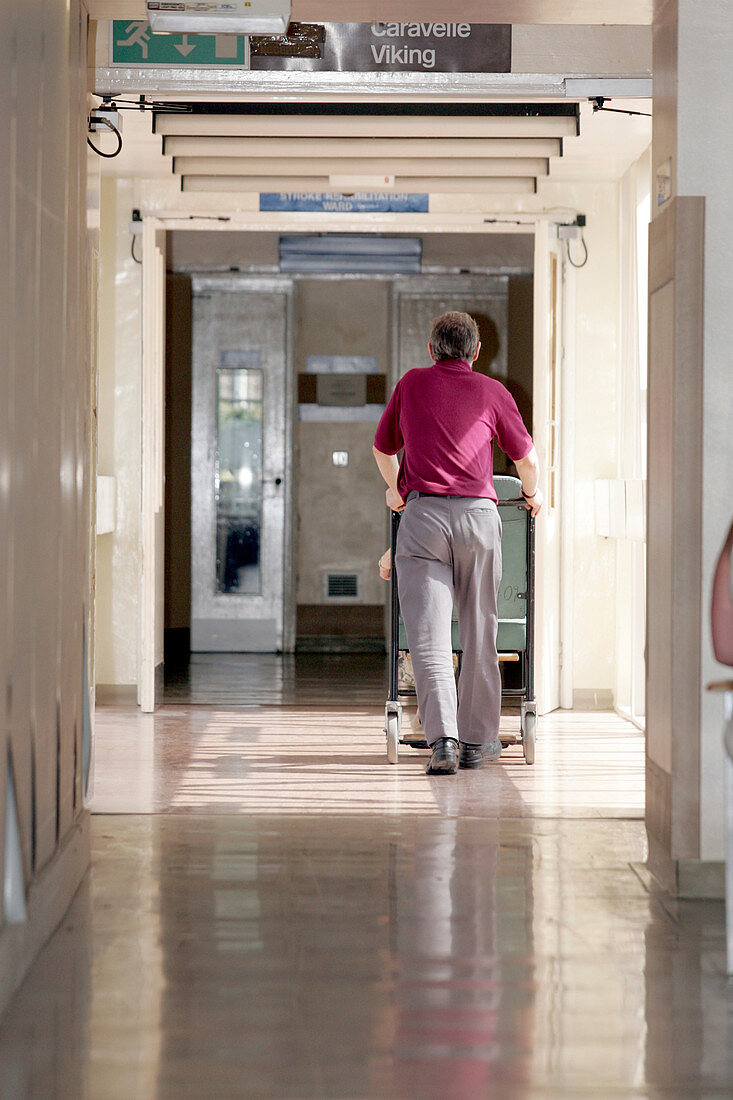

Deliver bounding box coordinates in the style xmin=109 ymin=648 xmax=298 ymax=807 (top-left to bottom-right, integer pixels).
xmin=296 ymin=636 xmax=386 ymax=654
xmin=164 ymin=651 xmax=388 ymax=706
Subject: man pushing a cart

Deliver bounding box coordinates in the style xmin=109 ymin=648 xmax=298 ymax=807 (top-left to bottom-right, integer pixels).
xmin=373 ymin=311 xmax=543 ymax=775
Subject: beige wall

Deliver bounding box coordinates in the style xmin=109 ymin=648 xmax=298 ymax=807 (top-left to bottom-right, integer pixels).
xmin=169 ymin=230 xmax=279 ymax=270
xmin=423 ymin=234 xmax=534 ymax=271
xmin=511 ymin=24 xmax=652 ymax=73
xmin=295 ymin=280 xmax=390 ymax=609
xmin=96 ymin=178 xmax=143 ymax=692
xmin=0 ymin=1 xmax=93 ymax=1016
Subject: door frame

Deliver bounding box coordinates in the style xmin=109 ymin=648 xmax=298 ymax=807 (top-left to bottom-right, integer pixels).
xmin=140 ymin=221 xmax=296 ymax=708
xmin=140 ymin=217 xmax=565 ymax=711
xmin=140 ymin=218 xmax=166 ymax=712
xmin=532 ymin=221 xmax=566 ymax=716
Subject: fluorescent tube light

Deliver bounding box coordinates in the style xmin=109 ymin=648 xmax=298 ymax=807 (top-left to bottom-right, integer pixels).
xmin=180 ymin=176 xmax=537 ymax=194
xmin=155 ymin=115 xmax=578 ymax=139
xmin=172 ymin=156 xmax=549 ymax=177
xmin=147 ymin=0 xmax=290 ymax=34
xmin=162 ymin=136 xmax=563 ymax=158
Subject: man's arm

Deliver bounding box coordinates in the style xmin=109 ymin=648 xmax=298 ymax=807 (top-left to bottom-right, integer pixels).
xmin=372 ymin=446 xmax=405 ymax=512
xmin=515 ymin=446 xmax=543 ymax=517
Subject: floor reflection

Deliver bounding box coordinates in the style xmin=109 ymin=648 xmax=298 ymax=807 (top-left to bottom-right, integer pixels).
xmin=90 ymin=706 xmax=645 ymax=819
xmin=0 ymin=878 xmax=94 ymax=1099
xmin=0 ymin=814 xmax=730 ymax=1098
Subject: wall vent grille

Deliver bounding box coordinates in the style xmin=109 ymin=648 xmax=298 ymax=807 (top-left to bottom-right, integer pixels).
xmin=323 ymin=570 xmax=361 ymax=602
xmin=328 ymin=573 xmax=358 ymax=598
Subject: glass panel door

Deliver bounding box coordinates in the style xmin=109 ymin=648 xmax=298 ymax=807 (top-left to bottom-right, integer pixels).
xmin=216 ymin=368 xmax=263 ymax=595
xmin=191 ymin=276 xmax=292 ymax=652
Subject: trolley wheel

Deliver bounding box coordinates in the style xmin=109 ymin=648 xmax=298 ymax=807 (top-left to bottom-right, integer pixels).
xmin=523 ymin=712 xmax=536 ymax=765
xmin=386 ymin=713 xmax=400 ymax=765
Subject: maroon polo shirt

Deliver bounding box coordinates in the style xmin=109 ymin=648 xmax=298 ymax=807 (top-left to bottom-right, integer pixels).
xmin=373 ymin=358 xmax=533 ymax=503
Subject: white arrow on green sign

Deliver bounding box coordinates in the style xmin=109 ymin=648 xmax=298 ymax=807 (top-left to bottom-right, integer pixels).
xmin=111 ymin=21 xmax=247 ymax=66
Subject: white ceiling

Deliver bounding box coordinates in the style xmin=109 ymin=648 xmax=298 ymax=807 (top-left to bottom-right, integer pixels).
xmin=92 ymin=9 xmax=651 ymax=199
xmin=98 ymin=98 xmax=651 ymax=189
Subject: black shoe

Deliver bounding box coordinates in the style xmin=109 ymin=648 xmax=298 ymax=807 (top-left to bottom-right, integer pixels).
xmin=425 ymin=737 xmax=459 ymax=775
xmin=459 ymin=737 xmax=503 ymax=769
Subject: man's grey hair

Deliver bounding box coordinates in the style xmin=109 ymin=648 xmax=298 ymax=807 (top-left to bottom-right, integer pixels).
xmin=429 ymin=311 xmax=480 ymax=362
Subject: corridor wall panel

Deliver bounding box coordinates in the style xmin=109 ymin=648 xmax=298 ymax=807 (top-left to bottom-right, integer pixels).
xmin=0 ymin=0 xmax=93 ymax=1018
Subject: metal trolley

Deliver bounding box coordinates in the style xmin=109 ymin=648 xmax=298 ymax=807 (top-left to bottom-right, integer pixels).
xmin=384 ymin=475 xmax=537 ymax=765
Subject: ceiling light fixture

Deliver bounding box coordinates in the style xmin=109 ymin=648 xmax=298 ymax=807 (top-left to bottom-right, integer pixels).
xmin=161 ymin=136 xmax=564 ymax=159
xmin=146 ymin=0 xmax=291 ymax=35
xmin=180 ymin=176 xmax=538 ymax=195
xmin=154 ymin=115 xmax=578 ymax=140
xmin=172 ymin=156 xmax=549 ymax=178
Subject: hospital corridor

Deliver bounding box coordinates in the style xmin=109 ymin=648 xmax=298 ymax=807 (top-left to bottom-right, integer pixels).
xmin=1 ymin=2 xmax=733 ymax=1097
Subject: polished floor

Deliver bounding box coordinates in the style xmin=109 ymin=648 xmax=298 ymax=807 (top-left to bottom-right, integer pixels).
xmin=164 ymin=653 xmax=389 ymax=706
xmin=89 ymin=706 xmax=644 ymax=818
xmin=1 ymin=697 xmax=731 ymax=1098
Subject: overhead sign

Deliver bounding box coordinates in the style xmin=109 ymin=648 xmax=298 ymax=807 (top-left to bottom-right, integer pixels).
xmin=260 ymin=193 xmax=429 ymax=213
xmin=251 ymin=22 xmax=511 ymax=73
xmin=111 ymin=21 xmax=510 ymax=72
xmin=111 ymin=20 xmax=247 ymax=65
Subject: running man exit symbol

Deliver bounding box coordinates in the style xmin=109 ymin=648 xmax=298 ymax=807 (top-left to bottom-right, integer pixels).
xmin=116 ymin=21 xmax=151 ymax=59
xmin=111 ymin=22 xmax=247 ymax=66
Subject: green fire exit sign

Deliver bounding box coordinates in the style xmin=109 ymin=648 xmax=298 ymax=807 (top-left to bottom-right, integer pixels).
xmin=111 ymin=20 xmax=247 ymax=65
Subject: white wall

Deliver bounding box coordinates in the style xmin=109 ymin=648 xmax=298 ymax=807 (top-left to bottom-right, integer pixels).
xmin=644 ymin=0 xmax=733 ymax=880
xmin=96 ymin=178 xmax=143 ymax=691
xmin=615 ymin=147 xmax=650 ymax=726
xmin=676 ymin=2 xmax=733 ymax=861
xmin=536 ymin=181 xmax=621 ymax=702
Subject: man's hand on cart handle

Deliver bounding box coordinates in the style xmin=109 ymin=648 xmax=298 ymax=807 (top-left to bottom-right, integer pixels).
xmin=515 ymin=447 xmax=543 ymax=517
xmin=379 ymin=549 xmax=391 ymax=580
xmin=386 ymin=487 xmax=405 ymax=512
xmin=373 ymin=447 xmax=405 ymax=512
xmin=521 ymin=486 xmax=544 ymax=517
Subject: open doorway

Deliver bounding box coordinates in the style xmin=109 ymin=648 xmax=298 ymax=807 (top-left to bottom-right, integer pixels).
xmin=161 ymin=230 xmax=535 ymax=703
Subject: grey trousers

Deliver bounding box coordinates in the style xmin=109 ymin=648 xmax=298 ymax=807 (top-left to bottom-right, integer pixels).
xmin=396 ymin=494 xmax=503 ymax=748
